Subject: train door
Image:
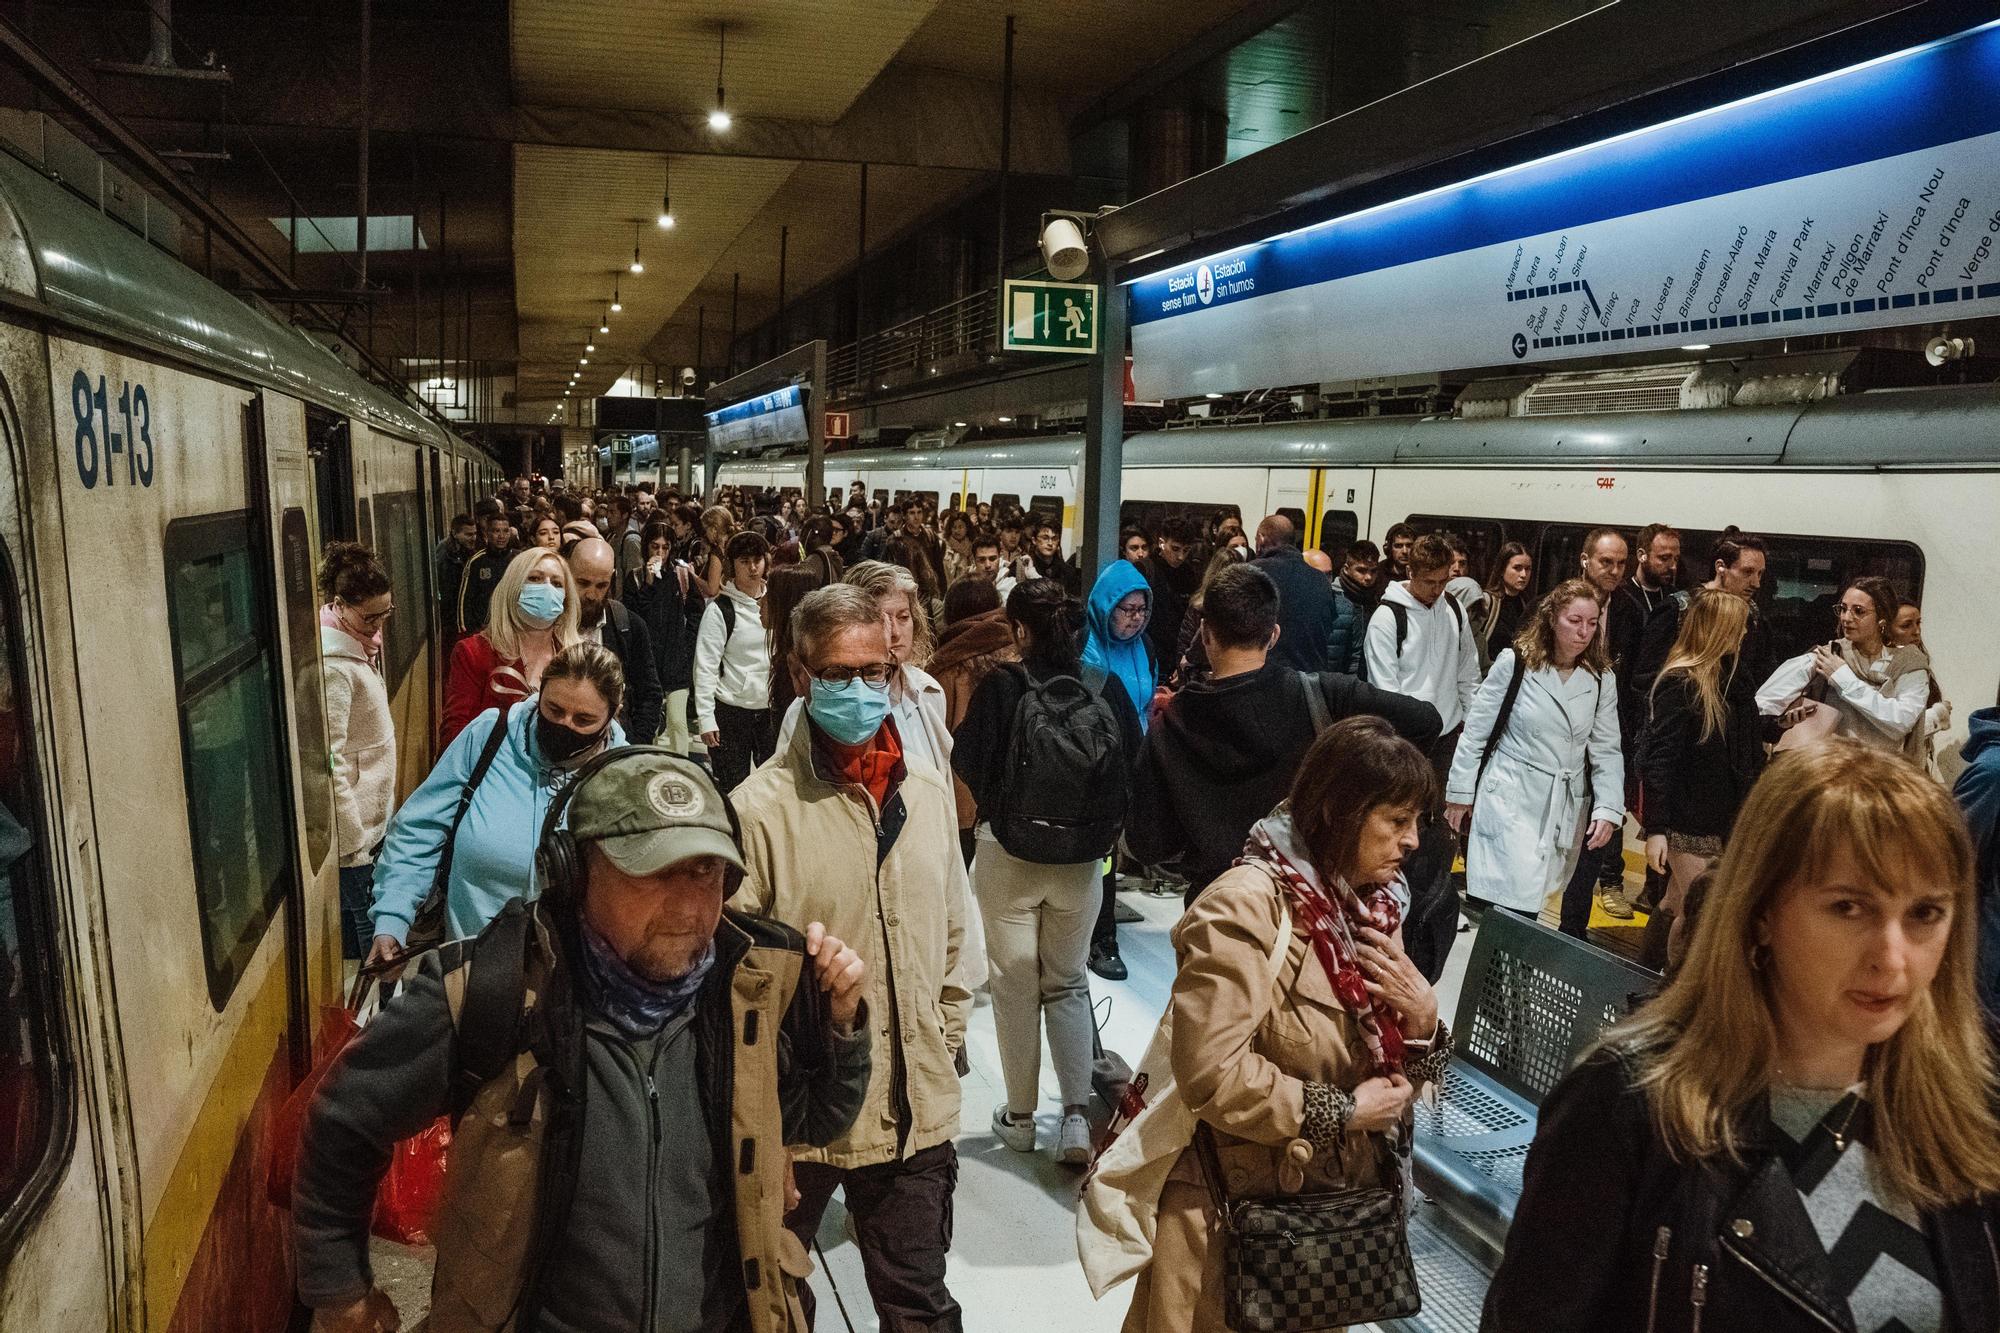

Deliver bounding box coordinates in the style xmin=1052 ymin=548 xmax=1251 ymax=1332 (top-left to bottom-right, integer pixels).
xmin=304 ymin=404 xmax=354 ymax=548
xmin=1307 ymin=468 xmax=1375 ymax=559
xmin=0 ymin=332 xmax=117 ymax=1331
xmin=1263 ymin=469 xmax=1313 ymax=535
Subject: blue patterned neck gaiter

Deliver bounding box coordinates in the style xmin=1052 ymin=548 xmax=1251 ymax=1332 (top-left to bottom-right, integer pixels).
xmin=579 ymin=919 xmax=716 ymax=1039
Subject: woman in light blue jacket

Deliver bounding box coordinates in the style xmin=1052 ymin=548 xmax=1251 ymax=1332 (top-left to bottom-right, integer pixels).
xmin=365 ymin=642 xmax=626 ymax=964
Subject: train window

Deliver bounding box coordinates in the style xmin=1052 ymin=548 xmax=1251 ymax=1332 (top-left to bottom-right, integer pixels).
xmin=428 ymin=449 xmax=445 ymax=537
xmin=1405 ymin=515 xmax=1509 ymax=586
xmin=1318 ymin=510 xmax=1359 ymax=560
xmin=373 ymin=491 xmax=427 ymax=698
xmin=872 ymin=489 xmax=888 ymax=510
xmin=1118 ymin=500 xmax=1242 ymax=541
xmin=989 ymin=493 xmax=1023 ymax=520
xmin=1678 ymin=526 xmax=1922 ymax=668
xmin=0 ymin=538 xmax=71 ymax=1242
xmin=164 ymin=513 xmax=297 ymax=1010
xmin=1026 ymin=495 xmax=1064 ymax=532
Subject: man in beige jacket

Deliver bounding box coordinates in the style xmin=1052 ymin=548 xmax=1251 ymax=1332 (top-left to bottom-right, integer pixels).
xmin=732 ymin=583 xmax=973 ymax=1331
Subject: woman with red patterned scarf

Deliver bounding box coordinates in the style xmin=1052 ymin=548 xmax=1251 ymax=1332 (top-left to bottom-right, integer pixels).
xmin=1121 ymin=716 xmax=1454 ymax=1333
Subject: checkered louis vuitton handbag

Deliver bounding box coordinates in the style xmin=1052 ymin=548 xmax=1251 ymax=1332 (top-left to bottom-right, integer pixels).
xmin=1193 ymin=1124 xmax=1420 ymax=1331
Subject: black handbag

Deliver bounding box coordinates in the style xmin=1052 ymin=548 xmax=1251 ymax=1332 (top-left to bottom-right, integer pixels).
xmin=1194 ymin=1122 xmax=1421 ymax=1332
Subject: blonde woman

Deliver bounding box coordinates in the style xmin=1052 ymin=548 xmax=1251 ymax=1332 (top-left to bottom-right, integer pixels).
xmin=1486 ymin=739 xmax=2000 ymax=1331
xmin=1891 ymin=599 xmax=1952 ymax=778
xmin=1444 ymin=578 xmax=1622 ymax=921
xmin=441 ymin=546 xmax=581 ymax=747
xmin=692 ymin=504 xmax=734 ymax=600
xmin=1639 ymin=590 xmax=1764 ymax=965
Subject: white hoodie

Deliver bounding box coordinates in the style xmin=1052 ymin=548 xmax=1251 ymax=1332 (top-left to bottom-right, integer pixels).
xmin=319 ymin=623 xmax=397 ymax=866
xmin=1363 ymin=581 xmax=1483 ymax=733
xmin=692 ymin=581 xmax=771 ymax=733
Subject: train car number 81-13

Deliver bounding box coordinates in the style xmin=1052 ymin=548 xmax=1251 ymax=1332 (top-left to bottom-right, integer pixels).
xmin=69 ymin=367 xmax=156 ymax=489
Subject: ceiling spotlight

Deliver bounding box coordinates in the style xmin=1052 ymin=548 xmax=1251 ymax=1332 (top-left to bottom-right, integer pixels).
xmin=1679 ymin=343 xmax=1712 ymax=352
xmin=586 ymin=340 xmax=596 ymax=353
xmin=952 ymin=420 xmax=968 ymax=427
xmin=1203 ymin=392 xmax=1223 ymax=399
xmin=630 ymin=222 xmax=644 ymax=274
xmin=611 ymin=281 xmax=622 ymax=313
xmin=580 ymin=356 xmax=589 ymax=365
xmin=599 ymin=312 xmax=610 ymax=334
xmin=996 ymin=415 xmax=1012 ymax=423
xmin=708 ymin=24 xmax=731 ymax=131
xmin=657 ymin=157 xmax=676 ymax=228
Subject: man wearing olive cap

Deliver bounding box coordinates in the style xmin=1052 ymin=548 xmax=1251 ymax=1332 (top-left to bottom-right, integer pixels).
xmin=295 ymin=751 xmax=873 ymax=1333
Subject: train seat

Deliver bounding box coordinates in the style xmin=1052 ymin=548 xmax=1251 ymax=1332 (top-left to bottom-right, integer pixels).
xmin=1411 ymin=909 xmax=1656 ymax=1265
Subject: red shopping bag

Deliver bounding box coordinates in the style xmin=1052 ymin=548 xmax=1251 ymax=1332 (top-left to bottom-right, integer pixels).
xmin=266 ymin=968 xmax=453 ymax=1247
xmin=266 ymin=973 xmax=374 ymax=1210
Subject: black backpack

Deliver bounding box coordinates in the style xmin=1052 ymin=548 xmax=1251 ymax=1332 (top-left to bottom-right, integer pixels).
xmin=1359 ymin=592 xmax=1464 ymax=684
xmin=988 ymin=663 xmax=1129 ymax=865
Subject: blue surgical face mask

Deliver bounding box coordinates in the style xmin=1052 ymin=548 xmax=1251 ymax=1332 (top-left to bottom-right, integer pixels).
xmin=807 ymin=675 xmax=892 ymax=746
xmin=518 ymin=581 xmax=565 ymax=628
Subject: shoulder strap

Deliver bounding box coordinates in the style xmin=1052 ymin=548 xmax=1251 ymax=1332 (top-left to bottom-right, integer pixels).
xmin=718 ymin=593 xmax=737 ymax=642
xmin=1477 ymin=653 xmax=1529 ymax=785
xmin=1388 ymin=600 xmax=1411 ymax=656
xmin=1078 ymin=662 xmax=1108 ymax=695
xmin=434 ymin=709 xmax=513 ymax=896
xmin=1298 ymin=671 xmax=1332 ymax=736
xmin=444 ymin=899 xmax=534 ymax=1119
xmin=1444 ymin=591 xmax=1465 ymax=630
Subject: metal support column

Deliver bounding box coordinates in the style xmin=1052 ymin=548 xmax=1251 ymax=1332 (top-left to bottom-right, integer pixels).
xmin=805 ymin=338 xmax=827 ymax=513
xmin=1079 ymin=250 xmax=1126 ymax=589
xmin=677 ymin=443 xmax=693 ymax=495
xmin=728 ymin=272 xmax=740 ymax=377
xmin=776 ymin=225 xmax=788 ymax=344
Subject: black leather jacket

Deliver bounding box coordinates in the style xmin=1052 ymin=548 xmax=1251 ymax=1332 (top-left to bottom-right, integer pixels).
xmin=1483 ymin=1049 xmax=2000 ymax=1333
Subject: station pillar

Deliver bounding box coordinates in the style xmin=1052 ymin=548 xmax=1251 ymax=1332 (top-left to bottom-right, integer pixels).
xmin=1078 ymin=254 xmax=1126 ymax=590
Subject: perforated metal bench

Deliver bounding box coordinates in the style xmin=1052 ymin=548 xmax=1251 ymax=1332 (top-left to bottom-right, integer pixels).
xmin=1410 ymin=910 xmax=1656 ymax=1265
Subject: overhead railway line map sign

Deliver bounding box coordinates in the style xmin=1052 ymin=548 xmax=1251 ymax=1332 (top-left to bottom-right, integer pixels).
xmin=1128 ymin=20 xmax=2000 ymax=400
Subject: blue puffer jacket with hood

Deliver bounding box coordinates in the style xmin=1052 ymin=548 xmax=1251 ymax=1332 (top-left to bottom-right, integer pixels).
xmin=1082 ymin=559 xmax=1157 ymax=735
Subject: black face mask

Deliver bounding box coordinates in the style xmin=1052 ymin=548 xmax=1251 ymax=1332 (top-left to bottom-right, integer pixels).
xmin=536 ymin=712 xmax=606 ymax=763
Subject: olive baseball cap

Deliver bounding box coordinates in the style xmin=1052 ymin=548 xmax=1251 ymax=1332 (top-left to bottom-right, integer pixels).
xmin=567 ymin=752 xmax=744 ymax=878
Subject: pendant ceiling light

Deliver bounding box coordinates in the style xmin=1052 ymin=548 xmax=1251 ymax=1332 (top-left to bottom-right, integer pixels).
xmin=611 ymin=279 xmax=622 ymax=313
xmin=657 ymin=156 xmax=676 ymax=229
xmin=708 ymin=24 xmax=731 ymax=131
xmin=630 ymin=221 xmax=645 ymax=275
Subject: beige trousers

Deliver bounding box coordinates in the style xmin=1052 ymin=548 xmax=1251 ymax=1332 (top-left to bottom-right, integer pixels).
xmin=972 ymin=832 xmax=1100 ymax=1113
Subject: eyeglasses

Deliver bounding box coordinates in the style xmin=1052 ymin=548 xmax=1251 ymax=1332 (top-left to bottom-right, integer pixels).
xmin=350 ymin=605 xmax=394 ymax=626
xmin=811 ymin=661 xmax=895 ymax=686
xmin=1111 ymin=602 xmax=1148 ymax=621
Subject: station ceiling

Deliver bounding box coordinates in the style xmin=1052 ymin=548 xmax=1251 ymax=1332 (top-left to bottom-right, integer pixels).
xmin=11 ymin=0 xmax=1613 ymax=426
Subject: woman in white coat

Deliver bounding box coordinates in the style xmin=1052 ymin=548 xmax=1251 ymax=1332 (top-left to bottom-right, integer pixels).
xmin=1445 ymin=578 xmax=1623 ymax=918
xmin=318 ymin=541 xmax=397 ymax=960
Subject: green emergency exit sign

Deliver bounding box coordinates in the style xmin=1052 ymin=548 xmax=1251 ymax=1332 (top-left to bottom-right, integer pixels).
xmin=1000 ymin=279 xmax=1098 ymax=354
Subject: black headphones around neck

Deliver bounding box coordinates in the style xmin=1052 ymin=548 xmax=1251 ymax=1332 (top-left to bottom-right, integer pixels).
xmin=535 ymin=745 xmax=743 ymax=906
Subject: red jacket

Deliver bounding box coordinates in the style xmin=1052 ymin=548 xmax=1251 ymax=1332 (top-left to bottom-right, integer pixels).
xmin=441 ymin=633 xmax=530 ymax=749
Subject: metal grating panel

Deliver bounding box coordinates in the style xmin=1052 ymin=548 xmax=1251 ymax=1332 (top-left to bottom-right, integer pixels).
xmin=1465 ymin=953 xmax=1581 ymax=1101
xmin=1417 ymin=1070 xmax=1529 ymax=1140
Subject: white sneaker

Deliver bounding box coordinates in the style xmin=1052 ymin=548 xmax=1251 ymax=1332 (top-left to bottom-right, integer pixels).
xmin=993 ymin=1106 xmax=1036 ymax=1152
xmin=1056 ymin=1112 xmax=1093 ymax=1166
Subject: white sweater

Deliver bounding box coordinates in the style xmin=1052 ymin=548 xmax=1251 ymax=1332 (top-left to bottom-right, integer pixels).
xmin=319 ymin=623 xmax=397 ymax=867
xmin=1756 ymin=646 xmax=1929 ymax=751
xmin=692 ymin=582 xmax=771 ymax=733
xmin=1363 ymin=582 xmax=1483 ymax=733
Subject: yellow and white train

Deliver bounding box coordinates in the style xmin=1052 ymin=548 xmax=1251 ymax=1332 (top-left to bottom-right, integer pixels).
xmin=0 ymin=149 xmax=495 ymax=1328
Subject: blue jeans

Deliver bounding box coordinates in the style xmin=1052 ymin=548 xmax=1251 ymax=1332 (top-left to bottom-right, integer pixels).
xmin=338 ymin=862 xmax=375 ymax=960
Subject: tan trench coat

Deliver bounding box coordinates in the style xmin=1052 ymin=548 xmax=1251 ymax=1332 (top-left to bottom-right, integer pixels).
xmin=1122 ymin=863 xmax=1413 ymax=1333
xmin=730 ymin=719 xmax=974 ymax=1169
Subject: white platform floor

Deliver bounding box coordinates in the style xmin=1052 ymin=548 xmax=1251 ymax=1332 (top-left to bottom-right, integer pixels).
xmin=801 ymin=882 xmax=1477 ymax=1333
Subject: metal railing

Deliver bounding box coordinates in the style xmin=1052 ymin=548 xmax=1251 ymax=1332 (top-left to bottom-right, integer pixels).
xmin=825 ymin=286 xmax=1000 ymax=399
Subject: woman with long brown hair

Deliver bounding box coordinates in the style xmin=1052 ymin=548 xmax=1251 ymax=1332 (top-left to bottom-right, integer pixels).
xmin=1758 ymin=574 xmax=1931 ymax=757
xmin=1638 ymin=589 xmax=1764 ymax=966
xmin=1444 ymin=578 xmax=1623 ymax=921
xmin=1486 ymin=739 xmax=2000 ymax=1331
